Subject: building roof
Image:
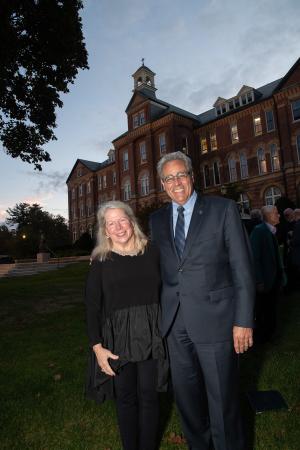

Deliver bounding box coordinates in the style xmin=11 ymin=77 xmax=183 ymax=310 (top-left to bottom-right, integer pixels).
xmin=197 ymin=77 xmax=283 ymax=125
xmin=66 ymin=158 xmax=113 ymax=183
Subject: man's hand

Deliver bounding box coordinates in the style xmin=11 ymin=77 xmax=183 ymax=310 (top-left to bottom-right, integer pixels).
xmin=233 ymin=326 xmax=253 ymax=354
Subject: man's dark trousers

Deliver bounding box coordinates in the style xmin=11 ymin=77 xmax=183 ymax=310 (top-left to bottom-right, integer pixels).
xmin=167 ymin=306 xmax=244 ymax=450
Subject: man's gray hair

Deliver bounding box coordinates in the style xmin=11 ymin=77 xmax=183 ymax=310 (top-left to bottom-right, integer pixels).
xmin=157 ymin=151 xmax=193 ymax=179
xmin=250 ymin=209 xmax=262 ymax=220
xmin=261 ymin=205 xmax=276 ymax=221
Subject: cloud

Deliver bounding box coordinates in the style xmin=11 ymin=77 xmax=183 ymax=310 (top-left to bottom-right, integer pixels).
xmin=26 ymin=170 xmax=68 ymax=194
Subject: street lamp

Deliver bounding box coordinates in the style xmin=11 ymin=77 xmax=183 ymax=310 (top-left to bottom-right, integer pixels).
xmin=22 ymin=234 xmax=26 ymax=240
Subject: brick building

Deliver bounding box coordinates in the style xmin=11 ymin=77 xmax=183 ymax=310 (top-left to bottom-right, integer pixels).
xmin=67 ymin=58 xmax=300 ymax=241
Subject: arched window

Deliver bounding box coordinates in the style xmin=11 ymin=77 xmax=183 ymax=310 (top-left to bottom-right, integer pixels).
xmin=137 ymin=77 xmax=142 ymax=86
xmin=122 ymin=179 xmax=131 ymax=201
xmin=228 ymin=157 xmax=237 ymax=182
xmin=140 ymin=173 xmax=150 ymax=196
xmin=237 ymin=193 xmax=250 ymax=214
xmin=270 ymin=144 xmax=280 ymax=171
xmin=145 ymin=77 xmax=152 ymax=86
xmin=239 ymin=153 xmax=248 ymax=179
xmin=264 ymin=186 xmax=281 ymax=205
xmin=257 ymin=148 xmax=267 ymax=174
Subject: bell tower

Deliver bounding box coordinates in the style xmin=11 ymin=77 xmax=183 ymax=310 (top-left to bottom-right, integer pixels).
xmin=132 ymin=59 xmax=157 ymax=97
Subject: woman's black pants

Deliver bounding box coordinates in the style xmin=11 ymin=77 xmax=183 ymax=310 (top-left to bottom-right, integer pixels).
xmin=114 ymin=359 xmax=159 ymax=450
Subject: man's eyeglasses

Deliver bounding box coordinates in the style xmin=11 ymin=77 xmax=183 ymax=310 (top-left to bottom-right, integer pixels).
xmin=162 ymin=171 xmax=190 ymax=184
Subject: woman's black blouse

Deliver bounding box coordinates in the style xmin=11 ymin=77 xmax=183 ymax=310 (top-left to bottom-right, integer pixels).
xmin=84 ymin=245 xmax=168 ymax=403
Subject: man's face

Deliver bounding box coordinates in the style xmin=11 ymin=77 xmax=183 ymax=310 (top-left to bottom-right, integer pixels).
xmin=268 ymin=207 xmax=280 ymax=226
xmin=161 ymin=159 xmax=193 ymax=205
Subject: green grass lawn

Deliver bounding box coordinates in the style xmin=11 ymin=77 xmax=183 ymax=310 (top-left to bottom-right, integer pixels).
xmin=0 ymin=263 xmax=299 ymax=449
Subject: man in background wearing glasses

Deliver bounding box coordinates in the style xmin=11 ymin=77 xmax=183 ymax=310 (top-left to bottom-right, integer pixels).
xmin=150 ymin=151 xmax=255 ymax=450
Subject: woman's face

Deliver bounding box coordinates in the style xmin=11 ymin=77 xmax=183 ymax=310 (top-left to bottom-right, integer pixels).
xmin=105 ymin=208 xmax=134 ymax=249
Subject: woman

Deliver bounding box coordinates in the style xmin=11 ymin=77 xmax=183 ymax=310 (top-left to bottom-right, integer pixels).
xmin=85 ymin=200 xmax=167 ymax=450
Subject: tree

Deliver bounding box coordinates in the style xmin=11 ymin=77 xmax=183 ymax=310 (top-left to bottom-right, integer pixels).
xmin=6 ymin=202 xmax=71 ymax=257
xmin=0 ymin=0 xmax=88 ymax=170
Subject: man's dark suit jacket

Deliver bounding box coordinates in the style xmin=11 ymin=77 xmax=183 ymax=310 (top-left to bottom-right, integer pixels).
xmin=150 ymin=194 xmax=255 ymax=342
xmin=250 ymin=222 xmax=284 ymax=292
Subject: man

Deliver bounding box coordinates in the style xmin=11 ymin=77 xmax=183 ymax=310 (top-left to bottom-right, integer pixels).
xmin=150 ymin=152 xmax=255 ymax=450
xmin=250 ymin=205 xmax=284 ymax=343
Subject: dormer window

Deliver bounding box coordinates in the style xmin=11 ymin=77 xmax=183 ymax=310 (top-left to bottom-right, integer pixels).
xmin=234 ymin=98 xmax=240 ymax=108
xmin=133 ymin=110 xmax=146 ymax=128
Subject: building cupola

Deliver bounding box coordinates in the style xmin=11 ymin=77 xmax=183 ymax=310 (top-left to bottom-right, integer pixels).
xmin=132 ymin=59 xmax=157 ymax=97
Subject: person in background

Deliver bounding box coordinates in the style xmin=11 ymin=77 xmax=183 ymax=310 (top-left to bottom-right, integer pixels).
xmin=150 ymin=151 xmax=255 ymax=450
xmin=250 ymin=205 xmax=285 ymax=343
xmin=244 ymin=208 xmax=263 ymax=235
xmin=85 ymin=200 xmax=168 ymax=450
xmin=290 ymin=208 xmax=300 ymax=286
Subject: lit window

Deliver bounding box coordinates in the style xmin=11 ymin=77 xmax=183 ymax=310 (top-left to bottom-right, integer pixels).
xmin=210 ymin=132 xmax=217 ymax=151
xmin=103 ymin=175 xmax=107 ymax=189
xmin=265 ymin=110 xmax=275 ymax=132
xmin=140 ymin=174 xmax=149 ymax=196
xmin=88 ymin=225 xmax=93 ymax=238
xmin=87 ymin=181 xmax=91 ymax=194
xmin=257 ymin=148 xmax=267 ymax=174
xmin=159 ymin=133 xmax=166 ymax=154
xmin=98 ymin=175 xmax=102 ymax=190
xmin=113 ymin=171 xmax=117 ymax=185
xmin=239 ymin=153 xmax=249 ymax=179
xmin=79 ymin=184 xmax=83 ymax=197
xmin=203 ymin=165 xmax=211 ymax=187
xmin=291 ymin=99 xmax=300 ymax=121
xmin=123 ymin=181 xmax=131 ymax=201
xmin=123 ymin=151 xmax=129 ymax=171
xmin=213 ymin=162 xmax=220 ymax=185
xmin=230 ymin=124 xmax=239 ymax=143
xmin=253 ymin=114 xmax=262 ymax=136
xmin=270 ymin=144 xmax=280 ymax=171
xmin=140 ymin=142 xmax=147 ymax=163
xmin=264 ymin=186 xmax=281 ymax=205
xmin=228 ymin=158 xmax=237 ymax=181
xmin=201 ymin=137 xmax=208 ymax=153
xmin=297 ymin=135 xmax=300 ymax=163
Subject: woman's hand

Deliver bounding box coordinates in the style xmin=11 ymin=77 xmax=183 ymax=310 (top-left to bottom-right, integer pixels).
xmin=93 ymin=343 xmax=119 ymax=376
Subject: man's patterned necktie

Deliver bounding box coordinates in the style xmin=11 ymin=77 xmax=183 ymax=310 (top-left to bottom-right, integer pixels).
xmin=175 ymin=206 xmax=185 ymax=258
